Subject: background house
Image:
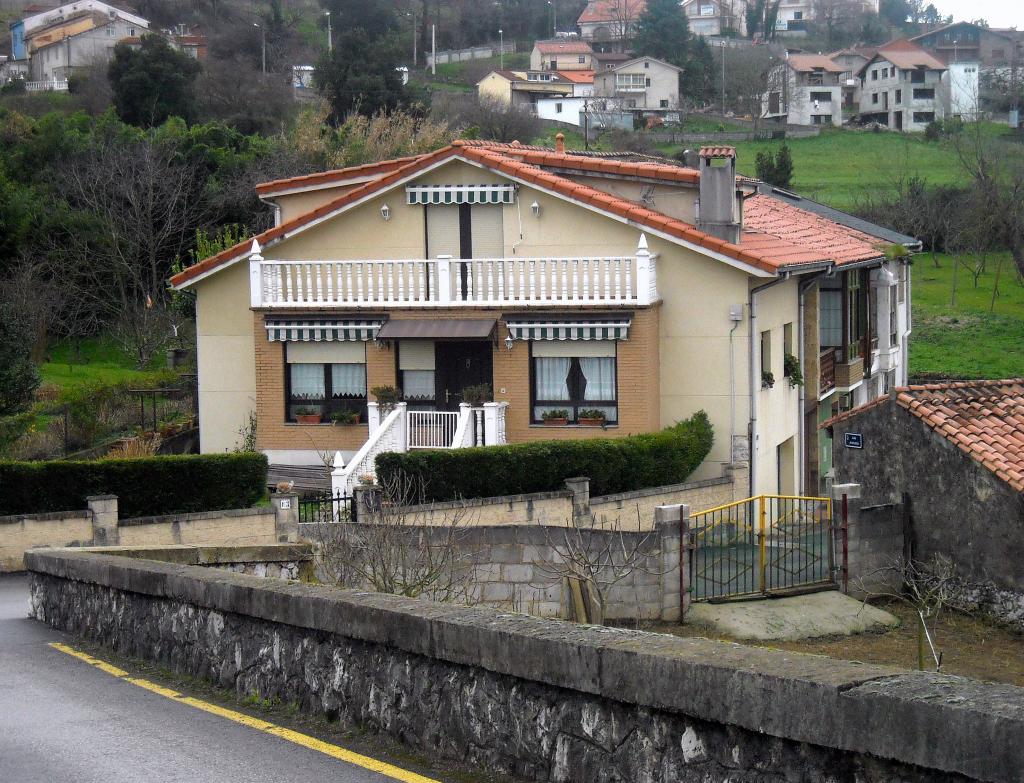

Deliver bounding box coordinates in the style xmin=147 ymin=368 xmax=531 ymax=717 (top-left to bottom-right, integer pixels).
xmin=477 ymin=69 xmax=579 ymax=108
xmin=27 ymin=13 xmax=140 ymax=81
xmin=682 ymin=0 xmax=742 ymax=37
xmin=593 ymin=56 xmax=682 ymax=111
xmin=530 ymin=39 xmax=594 ymax=71
xmin=763 ymin=54 xmax=845 ymax=126
xmin=857 ymin=39 xmax=948 ymax=131
xmin=577 ymin=0 xmax=646 ymax=51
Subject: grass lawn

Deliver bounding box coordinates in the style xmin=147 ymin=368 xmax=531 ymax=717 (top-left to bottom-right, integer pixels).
xmin=910 ymin=253 xmax=1024 ymax=380
xmin=40 ymin=337 xmax=160 ymax=390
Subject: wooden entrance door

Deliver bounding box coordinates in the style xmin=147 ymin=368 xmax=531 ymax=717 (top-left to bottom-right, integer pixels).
xmin=434 ymin=341 xmax=493 ymax=411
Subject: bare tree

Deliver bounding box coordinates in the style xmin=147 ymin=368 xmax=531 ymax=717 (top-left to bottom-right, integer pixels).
xmin=112 ymin=299 xmax=177 ymax=369
xmin=856 ymin=554 xmax=976 ymax=672
xmin=534 ymin=509 xmax=664 ymax=625
xmin=608 ymin=0 xmax=643 ymax=51
xmin=715 ymin=45 xmax=781 ymax=129
xmin=312 ymin=472 xmax=478 ymax=603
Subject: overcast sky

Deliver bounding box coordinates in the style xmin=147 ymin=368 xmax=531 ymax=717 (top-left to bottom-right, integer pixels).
xmin=933 ymin=0 xmax=1021 ymax=28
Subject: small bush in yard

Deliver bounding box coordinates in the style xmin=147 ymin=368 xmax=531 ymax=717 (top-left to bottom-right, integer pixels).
xmin=375 ymin=412 xmax=713 ymax=502
xmin=0 ymin=452 xmax=267 ymax=518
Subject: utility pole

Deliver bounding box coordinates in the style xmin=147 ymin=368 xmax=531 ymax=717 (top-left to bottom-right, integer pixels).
xmin=499 ymin=28 xmax=504 ymax=69
xmin=325 ymin=10 xmax=332 ymax=54
xmin=720 ymin=40 xmax=726 ymax=117
xmin=254 ymin=22 xmax=265 ymax=74
xmin=431 ymin=23 xmax=436 ymax=76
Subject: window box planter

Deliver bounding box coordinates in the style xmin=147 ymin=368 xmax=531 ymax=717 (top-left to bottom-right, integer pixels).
xmin=330 ymin=411 xmax=361 ymax=426
xmin=295 ymin=408 xmax=323 ymax=425
xmin=542 ymin=409 xmax=570 ymax=426
xmin=577 ymin=409 xmax=607 ymax=427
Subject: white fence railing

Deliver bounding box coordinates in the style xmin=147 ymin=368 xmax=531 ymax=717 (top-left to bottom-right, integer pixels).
xmin=24 ymin=80 xmax=68 ymax=92
xmin=249 ymin=236 xmax=658 ymax=309
xmin=332 ymin=402 xmax=406 ymax=497
xmin=407 ymin=410 xmax=460 ymax=449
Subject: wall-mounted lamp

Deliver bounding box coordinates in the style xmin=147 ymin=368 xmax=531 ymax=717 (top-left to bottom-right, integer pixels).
xmin=530 ymin=201 xmax=541 ymax=218
xmin=504 ymin=333 xmax=515 ymax=351
xmin=380 ymin=204 xmax=391 ymax=221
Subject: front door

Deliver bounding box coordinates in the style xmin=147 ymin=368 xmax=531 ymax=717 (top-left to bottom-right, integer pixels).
xmin=434 ymin=341 xmax=493 ymax=411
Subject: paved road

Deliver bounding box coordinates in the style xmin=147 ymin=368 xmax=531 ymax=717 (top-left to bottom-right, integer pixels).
xmin=0 ymin=574 xmax=425 ymax=783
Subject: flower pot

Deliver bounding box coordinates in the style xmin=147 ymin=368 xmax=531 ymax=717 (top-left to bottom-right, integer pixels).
xmin=333 ymin=413 xmax=361 ymax=426
xmin=296 ymin=414 xmax=322 ymax=425
xmin=578 ymin=418 xmax=605 ymax=427
xmin=543 ymin=418 xmax=568 ymax=426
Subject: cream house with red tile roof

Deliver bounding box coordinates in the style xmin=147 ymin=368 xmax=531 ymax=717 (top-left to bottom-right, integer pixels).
xmin=171 ymin=139 xmax=914 ymax=497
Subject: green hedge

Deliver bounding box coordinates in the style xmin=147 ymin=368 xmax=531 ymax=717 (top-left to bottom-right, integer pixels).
xmin=0 ymin=453 xmax=268 ymax=518
xmin=375 ymin=412 xmax=713 ymax=502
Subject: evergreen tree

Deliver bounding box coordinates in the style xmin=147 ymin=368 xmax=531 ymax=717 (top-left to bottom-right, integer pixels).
xmin=633 ymin=0 xmax=693 ymax=68
xmin=755 ymin=144 xmax=794 ymax=188
xmin=316 ymin=30 xmax=407 ymax=123
xmin=108 ymin=35 xmax=201 ymax=128
xmin=0 ymin=303 xmax=40 ymax=416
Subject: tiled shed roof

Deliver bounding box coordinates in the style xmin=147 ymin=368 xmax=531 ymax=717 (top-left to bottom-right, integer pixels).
xmin=824 ymin=379 xmax=1024 ymax=493
xmin=533 ymin=40 xmax=593 ymax=55
xmin=743 ymin=196 xmax=883 ymax=265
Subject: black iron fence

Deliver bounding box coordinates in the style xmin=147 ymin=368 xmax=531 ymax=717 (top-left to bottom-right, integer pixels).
xmin=298 ymin=491 xmax=356 ymax=524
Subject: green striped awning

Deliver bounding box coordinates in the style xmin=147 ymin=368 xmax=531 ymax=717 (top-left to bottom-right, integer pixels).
xmin=506 ymin=319 xmax=631 ymax=341
xmin=265 ymin=318 xmax=384 ymax=342
xmin=406 ymin=184 xmax=515 ymax=205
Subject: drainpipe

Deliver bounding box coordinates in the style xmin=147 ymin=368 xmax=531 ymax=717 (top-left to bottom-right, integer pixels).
xmin=748 ymin=273 xmax=790 ymax=498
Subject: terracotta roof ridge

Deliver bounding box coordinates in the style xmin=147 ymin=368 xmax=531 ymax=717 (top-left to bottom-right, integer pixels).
xmin=255 ymin=154 xmax=427 ymax=195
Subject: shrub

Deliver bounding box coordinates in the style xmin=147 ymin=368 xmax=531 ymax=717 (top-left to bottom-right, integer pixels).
xmin=0 ymin=452 xmax=267 ymax=518
xmin=375 ymin=412 xmax=713 ymax=502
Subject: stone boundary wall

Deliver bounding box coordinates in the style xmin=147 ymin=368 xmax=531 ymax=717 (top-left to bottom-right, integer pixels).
xmin=371 ymin=466 xmax=744 ymax=530
xmin=303 ymin=504 xmax=685 ymax=622
xmin=0 ymin=494 xmax=299 ymax=572
xmin=90 ymin=543 xmax=315 ymax=581
xmin=27 ymin=548 xmax=1024 ymax=783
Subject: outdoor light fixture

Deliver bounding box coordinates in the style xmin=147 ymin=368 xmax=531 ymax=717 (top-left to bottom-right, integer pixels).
xmin=504 ymin=333 xmax=515 ymax=351
xmin=530 ymin=201 xmax=541 ymax=218
xmin=380 ymin=204 xmax=391 ymax=221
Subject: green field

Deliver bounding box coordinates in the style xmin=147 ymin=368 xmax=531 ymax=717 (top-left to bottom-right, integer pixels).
xmin=910 ymin=253 xmax=1024 ymax=380
xmin=40 ymin=337 xmax=161 ymax=390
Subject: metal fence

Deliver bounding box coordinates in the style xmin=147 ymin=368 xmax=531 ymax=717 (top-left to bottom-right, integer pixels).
xmin=298 ymin=491 xmax=356 ymax=524
xmin=688 ymin=494 xmax=834 ymax=601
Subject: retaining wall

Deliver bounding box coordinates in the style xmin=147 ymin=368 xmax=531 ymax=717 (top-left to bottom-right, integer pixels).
xmin=0 ymin=494 xmax=299 ymax=572
xmin=27 ymin=547 xmax=1024 ymax=783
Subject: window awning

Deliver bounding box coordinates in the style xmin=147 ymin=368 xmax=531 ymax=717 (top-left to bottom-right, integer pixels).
xmin=406 ymin=184 xmax=515 ymax=205
xmin=505 ymin=317 xmax=631 ymax=341
xmin=375 ymin=318 xmax=497 ymax=340
xmin=265 ymin=318 xmax=384 ymax=342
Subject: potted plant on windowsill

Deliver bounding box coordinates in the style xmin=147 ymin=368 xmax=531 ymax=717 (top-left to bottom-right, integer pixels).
xmin=577 ymin=408 xmax=606 ymax=427
xmin=295 ymin=407 xmax=323 ymax=424
xmin=461 ymin=383 xmax=492 ymax=407
xmin=330 ymin=410 xmax=360 ymax=426
xmin=761 ymin=371 xmax=776 ymax=390
xmin=783 ymin=353 xmax=804 ymax=388
xmin=371 ymin=385 xmax=401 ymax=414
xmin=542 ymin=409 xmax=570 ymax=426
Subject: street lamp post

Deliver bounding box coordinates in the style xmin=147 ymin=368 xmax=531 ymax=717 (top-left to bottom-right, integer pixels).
xmin=548 ymin=0 xmax=557 ymax=36
xmin=719 ymin=40 xmax=726 ymax=117
xmin=498 ymin=28 xmax=503 ymax=69
xmin=254 ymin=22 xmax=266 ymax=74
xmin=325 ymin=11 xmax=332 ymax=54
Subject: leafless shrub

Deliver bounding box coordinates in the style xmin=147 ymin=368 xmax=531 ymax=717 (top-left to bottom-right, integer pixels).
xmin=855 ymin=554 xmax=977 ymax=672
xmin=112 ymin=302 xmax=177 ymax=369
xmin=534 ymin=508 xmax=665 ymax=625
xmin=104 ymin=434 xmax=162 ymax=459
xmin=312 ymin=472 xmax=478 ymax=603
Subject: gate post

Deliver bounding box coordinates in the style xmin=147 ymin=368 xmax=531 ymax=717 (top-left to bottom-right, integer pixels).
xmin=832 ymin=483 xmax=861 ymax=595
xmin=757 ymin=495 xmax=767 ymax=595
xmin=654 ymin=503 xmax=688 ymax=623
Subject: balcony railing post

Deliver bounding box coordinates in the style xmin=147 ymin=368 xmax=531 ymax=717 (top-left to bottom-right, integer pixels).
xmin=248 ymin=240 xmax=264 ymax=308
xmin=437 ymin=255 xmax=452 ymax=304
xmin=635 ymin=233 xmax=653 ymax=305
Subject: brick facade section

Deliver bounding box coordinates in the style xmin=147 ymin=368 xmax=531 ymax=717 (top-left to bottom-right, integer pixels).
xmin=254 ymin=306 xmax=661 ymax=453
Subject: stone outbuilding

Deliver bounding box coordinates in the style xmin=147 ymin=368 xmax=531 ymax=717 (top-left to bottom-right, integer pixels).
xmin=824 ymin=379 xmax=1024 ymax=628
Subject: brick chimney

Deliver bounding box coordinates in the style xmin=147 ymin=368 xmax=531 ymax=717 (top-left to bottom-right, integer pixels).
xmin=555 ymin=132 xmax=565 ymax=154
xmin=696 ymin=146 xmax=740 ymax=244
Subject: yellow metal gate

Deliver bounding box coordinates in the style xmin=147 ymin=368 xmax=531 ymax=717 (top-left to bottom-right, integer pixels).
xmin=688 ymin=495 xmax=834 ymax=601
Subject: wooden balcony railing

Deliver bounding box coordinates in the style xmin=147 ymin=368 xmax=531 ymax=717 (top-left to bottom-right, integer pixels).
xmin=820 ymin=349 xmax=836 ymax=395
xmin=248 ymin=236 xmax=658 ymax=309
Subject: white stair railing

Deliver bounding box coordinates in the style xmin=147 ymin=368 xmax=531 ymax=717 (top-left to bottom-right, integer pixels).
xmin=331 ymin=403 xmax=407 ymax=498
xmin=450 ymin=403 xmax=475 ymax=448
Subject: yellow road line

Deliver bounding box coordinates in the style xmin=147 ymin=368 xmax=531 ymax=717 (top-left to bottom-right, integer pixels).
xmin=48 ymin=642 xmax=441 ymax=783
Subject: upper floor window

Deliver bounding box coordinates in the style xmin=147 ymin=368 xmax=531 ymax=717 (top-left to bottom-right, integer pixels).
xmin=578 ymin=55 xmax=586 ymax=63
xmin=913 ymin=87 xmax=935 ymax=100
xmin=616 ymin=72 xmax=646 ymax=91
xmin=910 ymin=70 xmax=925 ymax=83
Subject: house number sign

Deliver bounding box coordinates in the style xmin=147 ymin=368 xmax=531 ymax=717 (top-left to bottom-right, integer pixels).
xmin=844 ymin=433 xmax=863 ymax=449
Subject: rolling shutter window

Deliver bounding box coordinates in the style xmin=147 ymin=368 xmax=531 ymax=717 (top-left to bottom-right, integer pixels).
xmin=471 ymin=204 xmax=504 ymax=258
xmin=532 ymin=341 xmax=616 ymax=358
xmin=425 ymin=205 xmax=461 ymax=258
xmin=286 ymin=342 xmax=366 ymax=363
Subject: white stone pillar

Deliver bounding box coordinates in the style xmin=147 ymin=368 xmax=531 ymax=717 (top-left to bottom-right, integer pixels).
xmin=366 ymin=401 xmax=380 ymax=436
xmin=248 ymin=240 xmax=264 ymax=308
xmin=635 ymin=233 xmax=652 ymax=304
xmin=437 ymin=255 xmax=453 ymax=304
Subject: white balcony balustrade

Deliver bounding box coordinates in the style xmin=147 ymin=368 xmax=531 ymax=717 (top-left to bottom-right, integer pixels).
xmin=248 ymin=236 xmax=658 ymax=309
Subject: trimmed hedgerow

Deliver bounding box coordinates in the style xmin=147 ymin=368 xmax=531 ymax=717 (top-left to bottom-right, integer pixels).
xmin=375 ymin=412 xmax=713 ymax=502
xmin=0 ymin=452 xmax=268 ymax=518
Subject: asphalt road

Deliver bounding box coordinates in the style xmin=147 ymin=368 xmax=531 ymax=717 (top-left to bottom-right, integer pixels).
xmin=0 ymin=573 xmax=428 ymax=783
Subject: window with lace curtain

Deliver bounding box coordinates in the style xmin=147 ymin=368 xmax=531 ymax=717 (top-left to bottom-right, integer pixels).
xmin=530 ymin=342 xmax=617 ymax=424
xmin=285 ymin=342 xmax=367 ymax=422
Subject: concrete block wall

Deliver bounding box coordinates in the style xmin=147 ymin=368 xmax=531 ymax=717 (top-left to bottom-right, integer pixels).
xmin=0 ymin=494 xmax=299 ymax=572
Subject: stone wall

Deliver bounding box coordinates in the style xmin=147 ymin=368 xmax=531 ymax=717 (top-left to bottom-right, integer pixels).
xmin=27 ymin=548 xmax=1024 ymax=783
xmin=303 ymin=504 xmax=685 ymax=622
xmin=91 ymin=543 xmax=315 ymax=581
xmin=0 ymin=494 xmax=299 ymax=572
xmin=830 ymin=400 xmax=1024 ymax=630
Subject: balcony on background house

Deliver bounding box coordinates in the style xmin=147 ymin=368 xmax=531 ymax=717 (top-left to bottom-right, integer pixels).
xmin=248 ymin=236 xmax=658 ymax=310
xmin=819 ymin=348 xmax=836 ymax=395
xmin=834 ymin=355 xmax=864 ymax=391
